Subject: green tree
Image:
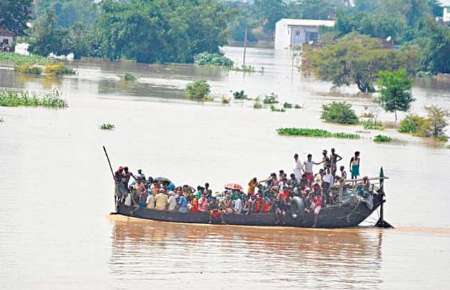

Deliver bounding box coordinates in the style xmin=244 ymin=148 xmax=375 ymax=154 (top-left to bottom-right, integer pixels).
xmin=425 ymin=105 xmax=449 ymax=140
xmin=254 ymin=0 xmax=287 ymax=34
xmin=34 ymin=0 xmax=98 ymax=29
xmin=302 ymin=33 xmax=418 ymax=93
xmin=0 ymin=0 xmax=32 ymax=35
xmin=97 ymin=0 xmax=230 ymax=63
xmin=377 ymin=69 xmax=414 ymax=122
xmin=28 ymin=10 xmax=71 ymax=57
xmin=418 ymin=20 xmax=450 ymax=74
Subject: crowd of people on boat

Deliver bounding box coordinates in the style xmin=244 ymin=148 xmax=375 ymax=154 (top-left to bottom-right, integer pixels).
xmin=114 ymin=149 xmax=372 ymax=226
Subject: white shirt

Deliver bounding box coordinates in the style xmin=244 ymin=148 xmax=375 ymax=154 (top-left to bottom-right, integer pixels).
xmin=323 ymin=173 xmax=333 ymax=184
xmin=234 ymin=198 xmax=242 ymax=213
xmin=304 ymin=161 xmax=314 ymax=173
xmin=168 ymin=195 xmax=177 ymax=211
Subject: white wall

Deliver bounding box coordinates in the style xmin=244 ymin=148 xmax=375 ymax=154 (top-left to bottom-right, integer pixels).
xmin=444 ymin=7 xmax=450 ymax=22
xmin=275 ymin=22 xmax=291 ymax=50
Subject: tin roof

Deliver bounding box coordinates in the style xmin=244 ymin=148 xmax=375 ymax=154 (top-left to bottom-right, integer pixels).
xmin=0 ymin=27 xmax=15 ymax=37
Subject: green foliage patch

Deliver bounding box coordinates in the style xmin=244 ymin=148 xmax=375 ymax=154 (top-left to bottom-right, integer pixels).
xmin=321 ymin=101 xmax=359 ymax=125
xmin=0 ymin=90 xmax=67 ymax=108
xmin=277 ymin=128 xmax=360 ymax=139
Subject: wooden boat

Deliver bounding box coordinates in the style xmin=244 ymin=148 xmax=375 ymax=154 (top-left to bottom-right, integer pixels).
xmin=116 ymin=192 xmax=383 ymax=228
xmin=104 ymin=147 xmax=392 ymax=229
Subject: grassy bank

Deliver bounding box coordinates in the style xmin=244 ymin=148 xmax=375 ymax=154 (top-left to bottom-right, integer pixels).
xmin=0 ymin=52 xmax=75 ymax=76
xmin=0 ymin=90 xmax=67 ymax=108
xmin=277 ymin=128 xmax=360 ymax=139
xmin=0 ymin=52 xmax=51 ymax=66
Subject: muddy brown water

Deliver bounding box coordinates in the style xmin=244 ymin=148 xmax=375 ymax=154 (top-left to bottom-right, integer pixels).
xmin=0 ymin=47 xmax=449 ymax=289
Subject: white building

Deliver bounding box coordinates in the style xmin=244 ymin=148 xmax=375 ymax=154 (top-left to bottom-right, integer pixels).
xmin=439 ymin=0 xmax=450 ymax=23
xmin=275 ymin=19 xmax=336 ymax=50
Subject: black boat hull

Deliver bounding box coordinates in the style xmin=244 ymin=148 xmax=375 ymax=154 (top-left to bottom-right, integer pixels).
xmin=116 ymin=193 xmax=382 ymax=228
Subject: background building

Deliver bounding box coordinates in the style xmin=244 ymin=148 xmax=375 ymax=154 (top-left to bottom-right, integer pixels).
xmin=274 ymin=19 xmax=335 ymax=50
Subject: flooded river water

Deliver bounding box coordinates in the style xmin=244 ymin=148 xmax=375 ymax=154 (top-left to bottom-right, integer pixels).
xmin=0 ymin=47 xmax=449 ymax=289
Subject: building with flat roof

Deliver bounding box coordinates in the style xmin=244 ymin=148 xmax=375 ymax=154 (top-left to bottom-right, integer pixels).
xmin=275 ymin=19 xmax=336 ymax=50
xmin=438 ymin=0 xmax=450 ymax=22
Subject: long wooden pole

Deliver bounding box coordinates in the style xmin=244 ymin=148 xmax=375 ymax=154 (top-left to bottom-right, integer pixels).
xmin=103 ymin=146 xmax=115 ymax=180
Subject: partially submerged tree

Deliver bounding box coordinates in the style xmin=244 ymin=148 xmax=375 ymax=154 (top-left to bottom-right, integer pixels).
xmin=425 ymin=105 xmax=449 ymax=140
xmin=377 ymin=69 xmax=414 ymax=122
xmin=302 ymin=33 xmax=418 ymax=93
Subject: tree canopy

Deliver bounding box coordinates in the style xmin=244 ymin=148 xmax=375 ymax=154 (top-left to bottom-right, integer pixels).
xmin=302 ymin=33 xmax=418 ymax=92
xmin=377 ymin=69 xmax=414 ymax=121
xmin=96 ymin=0 xmax=231 ymax=63
xmin=0 ymin=0 xmax=33 ymax=36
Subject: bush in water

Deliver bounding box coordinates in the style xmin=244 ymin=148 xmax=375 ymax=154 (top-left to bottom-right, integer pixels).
xmin=373 ymin=135 xmax=392 ymax=143
xmin=100 ymin=123 xmax=115 ymax=130
xmin=185 ymin=80 xmax=211 ymax=100
xmin=321 ymin=101 xmax=359 ymax=125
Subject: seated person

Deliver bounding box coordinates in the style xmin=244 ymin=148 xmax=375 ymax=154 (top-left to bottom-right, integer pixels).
xmin=178 ymin=193 xmax=188 ymax=213
xmin=155 ymin=189 xmax=169 ymax=210
xmin=167 ymin=191 xmax=177 ymax=211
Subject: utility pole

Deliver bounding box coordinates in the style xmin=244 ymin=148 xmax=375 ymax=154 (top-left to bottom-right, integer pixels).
xmin=242 ymin=25 xmax=248 ymax=66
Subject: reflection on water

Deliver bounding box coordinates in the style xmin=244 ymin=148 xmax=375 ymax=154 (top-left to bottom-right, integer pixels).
xmin=110 ymin=217 xmax=382 ymax=290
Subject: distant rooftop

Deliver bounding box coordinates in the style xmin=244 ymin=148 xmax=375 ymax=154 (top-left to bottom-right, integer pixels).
xmin=0 ymin=27 xmax=15 ymax=37
xmin=276 ymin=19 xmax=336 ymax=27
xmin=438 ymin=0 xmax=450 ymax=6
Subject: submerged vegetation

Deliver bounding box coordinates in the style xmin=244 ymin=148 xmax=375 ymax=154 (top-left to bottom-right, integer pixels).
xmin=194 ymin=52 xmax=233 ymax=68
xmin=233 ymin=90 xmax=248 ymax=100
xmin=277 ymin=128 xmax=360 ymax=140
xmin=373 ymin=135 xmax=392 ymax=143
xmin=270 ymin=105 xmax=286 ymax=113
xmin=253 ymin=98 xmax=263 ymax=109
xmin=398 ymin=106 xmax=449 ymax=141
xmin=263 ymin=93 xmax=279 ymax=105
xmin=15 ymin=64 xmax=43 ymax=75
xmin=185 ymin=80 xmax=211 ymax=101
xmin=123 ymin=73 xmax=137 ymax=82
xmin=44 ymin=63 xmax=75 ymax=76
xmin=0 ymin=90 xmax=67 ymax=108
xmin=321 ymin=102 xmax=359 ymax=125
xmin=232 ymin=65 xmax=255 ymax=73
xmin=361 ymin=119 xmax=384 ymax=130
xmin=100 ymin=123 xmax=115 ymax=130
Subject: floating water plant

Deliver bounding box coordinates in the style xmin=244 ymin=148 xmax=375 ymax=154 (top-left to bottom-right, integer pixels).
xmin=373 ymin=135 xmax=392 ymax=143
xmin=362 ymin=119 xmax=384 ymax=130
xmin=277 ymin=128 xmax=360 ymax=139
xmin=100 ymin=123 xmax=115 ymax=130
xmin=123 ymin=72 xmax=137 ymax=81
xmin=0 ymin=90 xmax=67 ymax=108
xmin=263 ymin=93 xmax=279 ymax=104
xmin=270 ymin=105 xmax=286 ymax=112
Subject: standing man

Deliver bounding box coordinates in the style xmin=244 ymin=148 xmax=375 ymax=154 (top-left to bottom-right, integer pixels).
xmin=293 ymin=153 xmax=303 ymax=182
xmin=350 ymin=151 xmax=361 ymax=180
xmin=304 ymin=154 xmax=321 ymax=185
xmin=330 ymin=148 xmax=343 ymax=176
